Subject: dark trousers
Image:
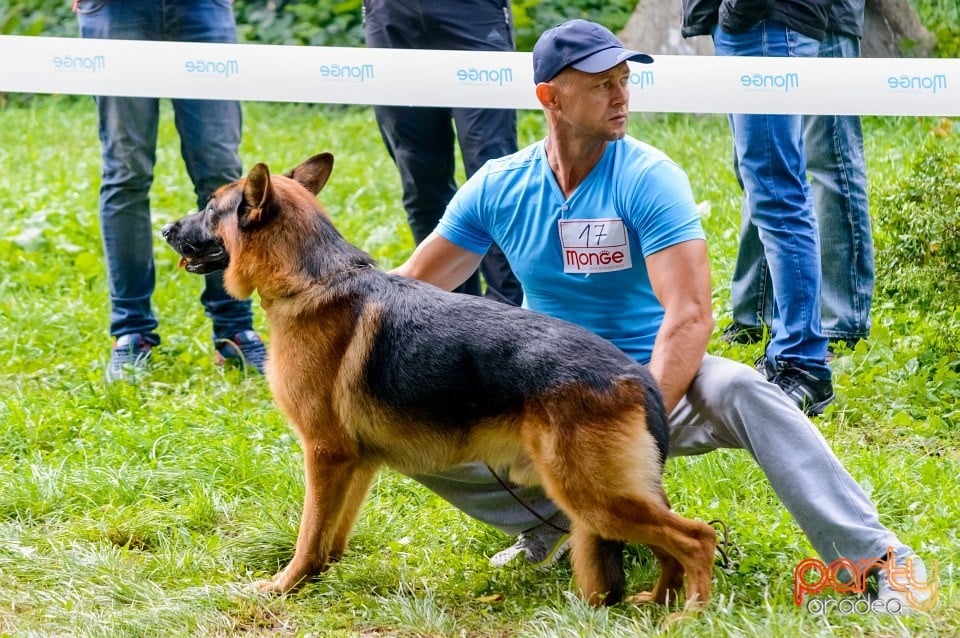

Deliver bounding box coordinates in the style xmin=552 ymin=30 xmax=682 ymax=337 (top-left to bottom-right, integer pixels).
xmin=364 ymin=0 xmax=523 ymax=305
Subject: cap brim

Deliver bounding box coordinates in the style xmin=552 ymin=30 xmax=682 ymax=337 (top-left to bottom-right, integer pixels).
xmin=570 ymin=47 xmax=654 ymax=74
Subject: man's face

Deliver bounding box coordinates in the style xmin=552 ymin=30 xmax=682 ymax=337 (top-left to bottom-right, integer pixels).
xmin=553 ymin=62 xmax=631 ymax=140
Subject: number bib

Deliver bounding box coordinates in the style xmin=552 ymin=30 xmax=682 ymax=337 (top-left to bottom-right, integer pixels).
xmin=558 ymin=218 xmax=633 ymax=274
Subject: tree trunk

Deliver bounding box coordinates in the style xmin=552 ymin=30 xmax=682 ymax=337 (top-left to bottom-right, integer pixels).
xmin=619 ymin=0 xmax=937 ymax=57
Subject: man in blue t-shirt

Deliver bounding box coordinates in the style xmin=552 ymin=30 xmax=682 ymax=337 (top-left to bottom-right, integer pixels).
xmin=395 ymin=19 xmax=922 ymax=604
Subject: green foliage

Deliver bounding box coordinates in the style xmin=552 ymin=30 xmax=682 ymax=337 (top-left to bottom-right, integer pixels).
xmin=913 ymin=0 xmax=960 ymax=57
xmin=233 ymin=0 xmax=364 ymax=47
xmin=0 ymin=0 xmax=74 ymax=36
xmin=510 ymin=0 xmax=638 ymax=51
xmin=873 ymin=119 xmax=960 ymax=311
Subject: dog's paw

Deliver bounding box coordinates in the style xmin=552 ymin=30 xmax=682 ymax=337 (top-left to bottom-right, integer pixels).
xmin=625 ymin=591 xmax=658 ymax=605
xmin=253 ymin=578 xmax=281 ymax=594
xmin=661 ymin=601 xmax=706 ymax=627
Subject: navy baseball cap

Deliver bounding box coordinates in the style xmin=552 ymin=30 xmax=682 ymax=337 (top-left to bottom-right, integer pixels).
xmin=533 ymin=19 xmax=653 ymax=84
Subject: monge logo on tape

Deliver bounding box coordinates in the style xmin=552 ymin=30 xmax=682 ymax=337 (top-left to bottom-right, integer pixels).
xmin=52 ymin=54 xmax=105 ymax=73
xmin=628 ymin=70 xmax=654 ymax=89
xmin=319 ymin=63 xmax=375 ymax=82
xmin=456 ymin=66 xmax=514 ymax=86
xmin=185 ymin=58 xmax=239 ymax=78
xmin=887 ymin=73 xmax=947 ymax=93
xmin=739 ymin=72 xmax=800 ymax=92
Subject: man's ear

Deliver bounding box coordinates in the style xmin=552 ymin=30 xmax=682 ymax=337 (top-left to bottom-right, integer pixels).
xmin=285 ymin=152 xmax=334 ymax=195
xmin=535 ymin=82 xmax=560 ymax=111
xmin=240 ymin=162 xmax=277 ymax=228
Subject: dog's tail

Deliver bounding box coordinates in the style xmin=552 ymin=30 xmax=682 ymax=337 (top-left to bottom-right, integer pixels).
xmin=629 ymin=367 xmax=669 ymax=466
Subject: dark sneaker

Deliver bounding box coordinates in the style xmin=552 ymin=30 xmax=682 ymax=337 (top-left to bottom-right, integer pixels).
xmin=770 ymin=362 xmax=835 ymax=416
xmin=215 ymin=330 xmax=267 ymax=374
xmin=755 ymin=354 xmax=776 ymax=380
xmin=106 ymin=333 xmax=153 ymax=383
xmin=489 ymin=512 xmax=570 ymax=570
xmin=721 ymin=322 xmax=765 ymax=345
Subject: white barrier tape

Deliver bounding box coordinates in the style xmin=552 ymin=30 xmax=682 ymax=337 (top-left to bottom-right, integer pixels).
xmin=1 ymin=35 xmax=957 ymax=116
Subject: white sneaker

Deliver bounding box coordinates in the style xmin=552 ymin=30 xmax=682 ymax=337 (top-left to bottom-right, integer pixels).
xmin=489 ymin=513 xmax=570 ymax=570
xmin=872 ymin=554 xmax=937 ymax=614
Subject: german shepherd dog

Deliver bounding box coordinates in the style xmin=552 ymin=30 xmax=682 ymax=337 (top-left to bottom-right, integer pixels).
xmin=162 ymin=153 xmax=716 ymax=611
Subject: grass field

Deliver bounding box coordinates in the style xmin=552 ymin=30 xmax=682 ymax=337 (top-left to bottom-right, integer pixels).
xmin=0 ymin=96 xmax=957 ymax=637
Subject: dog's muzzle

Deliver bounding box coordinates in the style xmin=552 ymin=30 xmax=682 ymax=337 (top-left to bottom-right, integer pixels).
xmin=161 ymin=220 xmax=230 ymax=275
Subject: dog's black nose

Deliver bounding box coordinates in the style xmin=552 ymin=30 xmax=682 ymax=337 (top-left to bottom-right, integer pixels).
xmin=160 ymin=222 xmax=175 ymax=239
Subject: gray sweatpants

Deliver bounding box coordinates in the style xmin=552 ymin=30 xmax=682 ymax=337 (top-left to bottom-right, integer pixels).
xmin=413 ymin=354 xmax=910 ymax=564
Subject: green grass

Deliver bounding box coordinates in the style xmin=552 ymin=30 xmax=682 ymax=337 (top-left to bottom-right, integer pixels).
xmin=0 ymin=96 xmax=958 ymax=637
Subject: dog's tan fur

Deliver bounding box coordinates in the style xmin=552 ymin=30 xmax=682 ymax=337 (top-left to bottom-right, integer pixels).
xmin=163 ymin=153 xmax=716 ymax=611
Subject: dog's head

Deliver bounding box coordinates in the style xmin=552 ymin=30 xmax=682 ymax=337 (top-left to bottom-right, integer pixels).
xmin=162 ymin=153 xmax=336 ymax=298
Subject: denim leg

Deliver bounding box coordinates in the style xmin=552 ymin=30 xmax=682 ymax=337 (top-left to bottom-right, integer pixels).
xmin=803 ymin=34 xmax=873 ymax=342
xmin=173 ymin=97 xmax=252 ymax=339
xmin=164 ymin=0 xmax=252 ymax=340
xmin=78 ymin=1 xmax=164 ymax=343
xmin=729 ymin=136 xmax=773 ymax=329
xmin=670 ymin=356 xmax=912 ymax=564
xmin=714 ymin=22 xmax=829 ymax=379
xmin=91 ymin=95 xmax=163 ymax=343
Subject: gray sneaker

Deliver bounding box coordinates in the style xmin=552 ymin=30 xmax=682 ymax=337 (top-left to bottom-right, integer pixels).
xmin=489 ymin=513 xmax=570 ymax=569
xmin=872 ymin=554 xmax=936 ymax=614
xmin=106 ymin=333 xmax=153 ymax=383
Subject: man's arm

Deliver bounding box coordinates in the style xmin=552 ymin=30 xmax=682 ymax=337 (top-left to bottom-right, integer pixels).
xmin=645 ymin=238 xmax=714 ymax=414
xmin=393 ymin=231 xmax=485 ymax=292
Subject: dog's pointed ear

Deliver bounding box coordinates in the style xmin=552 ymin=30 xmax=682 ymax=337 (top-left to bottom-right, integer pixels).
xmin=285 ymin=153 xmax=334 ymax=195
xmin=241 ymin=162 xmax=277 ymax=227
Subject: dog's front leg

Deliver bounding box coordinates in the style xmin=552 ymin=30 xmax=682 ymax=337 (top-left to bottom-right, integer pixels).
xmin=257 ymin=440 xmax=362 ymax=594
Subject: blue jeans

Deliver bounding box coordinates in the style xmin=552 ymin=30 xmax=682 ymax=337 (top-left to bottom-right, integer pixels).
xmin=713 ymin=22 xmax=830 ymax=380
xmin=77 ymin=0 xmax=252 ymax=344
xmin=730 ymin=32 xmax=873 ymax=343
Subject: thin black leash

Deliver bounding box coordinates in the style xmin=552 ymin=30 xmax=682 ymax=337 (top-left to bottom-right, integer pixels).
xmin=486 ymin=462 xmax=737 ymax=567
xmin=485 ymin=463 xmax=571 ymax=534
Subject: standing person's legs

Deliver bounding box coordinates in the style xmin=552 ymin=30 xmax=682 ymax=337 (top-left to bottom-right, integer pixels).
xmin=669 ymin=355 xmax=911 ymax=564
xmin=728 ymin=140 xmax=772 ymax=338
xmin=803 ymin=33 xmax=873 ymax=344
xmin=174 ymin=96 xmax=253 ymax=340
xmin=714 ymin=22 xmax=829 ymax=380
xmin=165 ymin=0 xmax=260 ymax=370
xmin=93 ymin=95 xmax=162 ymax=344
xmin=454 ymin=106 xmax=523 ymax=306
xmin=78 ymin=0 xmax=162 ymax=344
xmin=374 ymin=104 xmax=483 ymax=297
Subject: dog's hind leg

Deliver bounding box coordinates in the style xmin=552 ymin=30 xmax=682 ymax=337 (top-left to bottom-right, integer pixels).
xmin=625 ymin=546 xmax=685 ymax=606
xmin=528 ymin=406 xmax=715 ymax=611
xmin=570 ymin=526 xmax=626 ymax=606
xmin=257 ymin=441 xmax=367 ymax=594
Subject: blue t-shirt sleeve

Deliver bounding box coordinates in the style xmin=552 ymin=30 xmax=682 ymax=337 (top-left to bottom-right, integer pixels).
xmin=626 ymin=159 xmax=705 ymax=257
xmin=435 ymin=168 xmax=494 ymax=255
